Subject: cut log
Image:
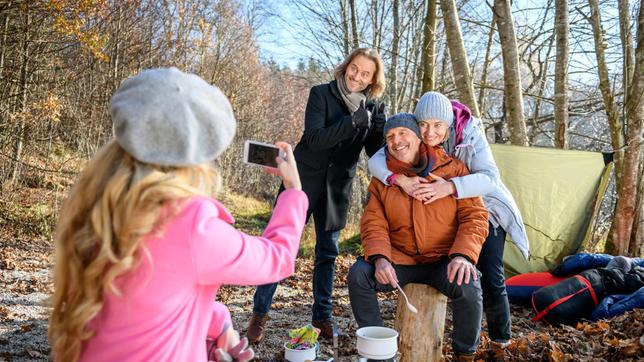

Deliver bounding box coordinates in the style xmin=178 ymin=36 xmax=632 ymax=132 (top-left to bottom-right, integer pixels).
xmin=394 ymin=283 xmax=447 ymax=362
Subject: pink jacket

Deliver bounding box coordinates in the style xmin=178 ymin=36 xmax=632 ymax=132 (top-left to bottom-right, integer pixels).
xmin=79 ymin=189 xmax=308 ymax=362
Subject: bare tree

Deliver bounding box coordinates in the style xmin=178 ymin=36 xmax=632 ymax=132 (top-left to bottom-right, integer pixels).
xmin=554 ymin=0 xmax=569 ymax=149
xmin=494 ymin=0 xmax=528 ymax=146
xmin=420 ymin=0 xmax=437 ymax=93
xmin=477 ymin=14 xmax=496 ymax=114
xmin=389 ymin=0 xmax=400 ymax=112
xmin=612 ymin=0 xmax=644 ymax=256
xmin=349 ymin=0 xmax=359 ymax=48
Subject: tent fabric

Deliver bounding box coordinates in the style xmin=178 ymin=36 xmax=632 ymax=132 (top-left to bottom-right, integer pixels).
xmin=490 ymin=144 xmax=606 ymax=277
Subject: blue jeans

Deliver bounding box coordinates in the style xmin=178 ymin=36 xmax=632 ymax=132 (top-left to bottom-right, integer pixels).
xmin=478 ymin=223 xmax=511 ymax=342
xmin=347 ymin=257 xmax=483 ymax=355
xmin=252 ymin=210 xmax=340 ymax=321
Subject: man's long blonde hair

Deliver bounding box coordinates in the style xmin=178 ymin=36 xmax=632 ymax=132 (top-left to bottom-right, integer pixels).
xmin=48 ymin=140 xmax=220 ymax=361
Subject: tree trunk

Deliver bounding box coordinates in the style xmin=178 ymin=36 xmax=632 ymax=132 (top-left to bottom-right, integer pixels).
xmin=390 ymin=0 xmax=400 ymax=113
xmin=618 ymin=0 xmax=636 ymax=103
xmin=633 ymin=149 xmax=644 ymax=256
xmin=554 ymin=0 xmax=569 ymax=149
xmin=440 ymin=0 xmax=480 ymax=117
xmin=620 ymin=0 xmax=644 ymax=256
xmin=9 ymin=11 xmax=29 ymax=185
xmin=349 ymin=0 xmax=359 ymax=49
xmin=587 ymin=0 xmax=623 ymax=187
xmin=586 ymin=0 xmax=628 ymax=254
xmin=395 ymin=284 xmax=447 ymax=362
xmin=0 ymin=14 xmax=9 ymax=82
xmin=421 ymin=0 xmax=437 ymax=94
xmin=478 ymin=15 xmax=496 ymax=114
xmin=340 ymin=0 xmax=350 ymax=55
xmin=494 ymin=0 xmax=528 ymax=146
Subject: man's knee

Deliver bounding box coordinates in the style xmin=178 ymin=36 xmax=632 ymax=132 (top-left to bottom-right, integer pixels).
xmin=348 ymin=259 xmax=375 ymax=291
xmin=458 ymin=279 xmax=483 ymax=303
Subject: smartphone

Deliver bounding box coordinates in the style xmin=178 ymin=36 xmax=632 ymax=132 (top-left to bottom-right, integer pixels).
xmin=243 ymin=140 xmax=284 ymax=169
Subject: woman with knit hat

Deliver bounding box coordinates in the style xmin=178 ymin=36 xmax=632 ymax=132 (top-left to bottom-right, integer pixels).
xmin=368 ymin=91 xmax=528 ymax=361
xmin=48 ymin=67 xmax=308 ymax=362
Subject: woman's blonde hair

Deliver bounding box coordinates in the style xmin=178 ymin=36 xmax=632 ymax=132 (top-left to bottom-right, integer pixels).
xmin=333 ymin=48 xmax=386 ymax=98
xmin=48 ymin=140 xmax=221 ymax=361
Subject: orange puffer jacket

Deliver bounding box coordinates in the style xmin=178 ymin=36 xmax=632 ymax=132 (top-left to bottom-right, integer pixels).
xmin=360 ymin=147 xmax=489 ymax=265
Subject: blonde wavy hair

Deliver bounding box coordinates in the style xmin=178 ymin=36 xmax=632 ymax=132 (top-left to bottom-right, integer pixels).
xmin=48 ymin=140 xmax=221 ymax=361
xmin=333 ymin=47 xmax=386 ymax=99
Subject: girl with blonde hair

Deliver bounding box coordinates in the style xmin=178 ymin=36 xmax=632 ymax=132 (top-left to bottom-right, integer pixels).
xmin=49 ymin=67 xmax=307 ymax=362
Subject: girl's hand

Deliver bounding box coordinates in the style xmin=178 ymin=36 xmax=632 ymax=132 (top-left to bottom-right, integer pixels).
xmin=265 ymin=142 xmax=301 ymax=190
xmin=412 ymin=173 xmax=455 ymax=204
xmin=209 ymin=327 xmax=254 ymax=362
xmin=396 ymin=175 xmax=429 ymax=201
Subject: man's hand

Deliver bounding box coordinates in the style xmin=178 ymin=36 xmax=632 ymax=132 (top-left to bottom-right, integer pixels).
xmin=374 ymin=257 xmax=398 ymax=287
xmin=352 ymin=100 xmax=371 ymax=129
xmin=446 ymin=256 xmax=478 ymax=286
xmin=370 ymin=102 xmax=387 ymax=133
xmin=410 ymin=173 xmax=456 ymax=204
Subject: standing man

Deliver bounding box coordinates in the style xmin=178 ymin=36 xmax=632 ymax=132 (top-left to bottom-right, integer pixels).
xmin=349 ymin=113 xmax=488 ymax=361
xmin=246 ymin=48 xmax=387 ymax=343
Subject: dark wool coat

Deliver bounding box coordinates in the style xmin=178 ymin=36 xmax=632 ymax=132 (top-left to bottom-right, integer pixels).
xmin=293 ymin=80 xmax=383 ymax=231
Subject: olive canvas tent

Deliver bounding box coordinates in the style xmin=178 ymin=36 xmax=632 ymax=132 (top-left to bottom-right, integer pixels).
xmin=491 ymin=144 xmax=610 ymax=277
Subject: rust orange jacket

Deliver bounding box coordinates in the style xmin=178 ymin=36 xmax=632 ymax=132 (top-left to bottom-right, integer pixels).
xmin=360 ymin=146 xmax=489 ymax=265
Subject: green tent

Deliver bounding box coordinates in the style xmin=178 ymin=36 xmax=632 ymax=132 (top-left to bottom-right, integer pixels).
xmin=491 ymin=144 xmax=610 ymax=277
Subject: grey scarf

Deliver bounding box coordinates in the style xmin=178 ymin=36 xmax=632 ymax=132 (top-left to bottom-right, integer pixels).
xmin=336 ymin=75 xmax=367 ymax=113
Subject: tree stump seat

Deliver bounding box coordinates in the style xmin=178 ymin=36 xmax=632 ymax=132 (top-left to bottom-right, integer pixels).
xmin=394 ymin=283 xmax=447 ymax=362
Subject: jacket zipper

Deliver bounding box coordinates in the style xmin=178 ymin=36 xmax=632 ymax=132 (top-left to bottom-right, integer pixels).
xmin=486 ymin=194 xmax=522 ymax=233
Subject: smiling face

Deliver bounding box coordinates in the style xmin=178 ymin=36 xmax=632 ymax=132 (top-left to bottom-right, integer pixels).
xmin=385 ymin=127 xmax=421 ymax=164
xmin=344 ymin=54 xmax=376 ymax=93
xmin=418 ymin=119 xmax=450 ymax=147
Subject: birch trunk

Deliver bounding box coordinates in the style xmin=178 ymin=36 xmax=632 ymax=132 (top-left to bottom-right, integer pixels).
xmin=349 ymin=0 xmax=359 ymax=49
xmin=340 ymin=0 xmax=350 ymax=55
xmin=494 ymin=0 xmax=528 ymax=146
xmin=390 ymin=0 xmax=400 ymax=113
xmin=554 ymin=0 xmax=569 ymax=149
xmin=440 ymin=0 xmax=480 ymax=117
xmin=421 ymin=0 xmax=437 ymax=93
xmin=478 ymin=15 xmax=496 ymax=113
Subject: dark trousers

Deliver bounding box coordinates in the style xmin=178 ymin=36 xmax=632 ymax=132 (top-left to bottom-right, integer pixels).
xmin=252 ymin=201 xmax=340 ymax=321
xmin=347 ymin=257 xmax=483 ymax=355
xmin=478 ymin=223 xmax=511 ymax=342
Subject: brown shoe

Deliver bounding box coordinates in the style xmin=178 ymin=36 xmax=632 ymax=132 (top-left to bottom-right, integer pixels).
xmin=311 ymin=319 xmax=335 ymax=339
xmin=455 ymin=354 xmax=475 ymax=362
xmin=245 ymin=314 xmax=269 ymax=345
xmin=490 ymin=341 xmax=509 ymax=361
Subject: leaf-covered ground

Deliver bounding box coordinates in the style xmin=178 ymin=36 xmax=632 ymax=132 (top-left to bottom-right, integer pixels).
xmin=1 ymin=189 xmax=643 ymax=361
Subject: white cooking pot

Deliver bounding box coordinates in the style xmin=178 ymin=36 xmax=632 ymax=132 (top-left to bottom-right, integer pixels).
xmin=356 ymin=326 xmax=398 ymax=360
xmin=283 ymin=342 xmax=319 ymax=362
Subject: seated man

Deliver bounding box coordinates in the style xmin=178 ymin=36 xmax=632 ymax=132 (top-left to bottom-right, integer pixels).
xmin=348 ymin=113 xmax=489 ymax=361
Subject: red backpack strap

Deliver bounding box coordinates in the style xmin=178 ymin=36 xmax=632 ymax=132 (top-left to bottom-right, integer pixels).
xmin=574 ymin=274 xmax=599 ymax=306
xmin=531 ymin=275 xmax=598 ymax=323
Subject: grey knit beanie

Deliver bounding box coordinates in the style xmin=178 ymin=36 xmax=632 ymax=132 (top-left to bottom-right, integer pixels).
xmin=414 ymin=91 xmax=454 ymax=127
xmin=383 ymin=112 xmax=421 ymax=139
xmin=110 ymin=67 xmax=236 ymax=166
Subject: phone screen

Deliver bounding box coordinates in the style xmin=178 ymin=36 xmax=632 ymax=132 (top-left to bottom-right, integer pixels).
xmin=247 ymin=143 xmax=279 ymax=168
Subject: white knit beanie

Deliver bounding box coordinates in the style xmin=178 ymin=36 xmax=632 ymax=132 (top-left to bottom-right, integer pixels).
xmin=110 ymin=67 xmax=236 ymax=166
xmin=414 ymin=91 xmax=454 ymax=127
